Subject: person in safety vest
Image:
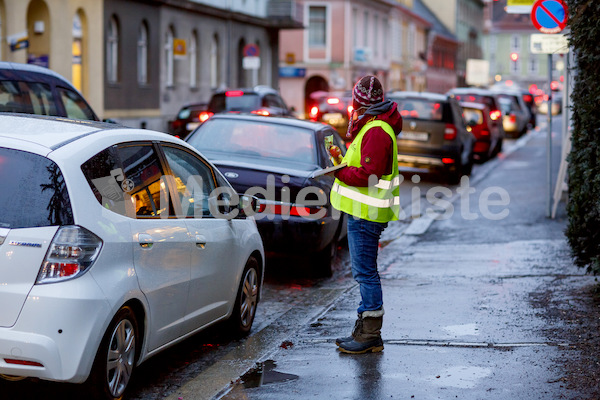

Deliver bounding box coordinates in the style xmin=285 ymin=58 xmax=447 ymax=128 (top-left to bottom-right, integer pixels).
xmin=331 ymin=75 xmax=402 ymax=354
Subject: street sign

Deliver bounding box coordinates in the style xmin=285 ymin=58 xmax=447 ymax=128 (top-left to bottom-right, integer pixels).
xmin=507 ymin=0 xmax=534 ymax=14
xmin=530 ymin=33 xmax=569 ymax=54
xmin=243 ymin=43 xmax=260 ymax=58
xmin=243 ymin=56 xmax=260 ymax=70
xmin=531 ymin=0 xmax=568 ymax=34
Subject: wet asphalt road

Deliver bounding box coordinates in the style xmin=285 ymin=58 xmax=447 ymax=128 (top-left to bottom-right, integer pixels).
xmin=3 ymin=115 xmax=590 ymax=400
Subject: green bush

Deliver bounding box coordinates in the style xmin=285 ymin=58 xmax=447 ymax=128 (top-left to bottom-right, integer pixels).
xmin=565 ymin=0 xmax=600 ymax=274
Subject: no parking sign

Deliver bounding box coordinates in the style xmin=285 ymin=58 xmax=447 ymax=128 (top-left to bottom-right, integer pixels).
xmin=531 ymin=0 xmax=568 ymax=34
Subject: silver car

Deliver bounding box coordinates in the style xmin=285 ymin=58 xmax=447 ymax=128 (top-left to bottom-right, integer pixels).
xmin=0 ymin=114 xmax=264 ymax=399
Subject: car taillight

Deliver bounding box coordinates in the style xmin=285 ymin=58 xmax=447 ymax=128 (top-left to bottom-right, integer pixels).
xmin=258 ymin=202 xmax=324 ymax=217
xmin=309 ymin=106 xmax=319 ymax=120
xmin=509 ymin=115 xmax=516 ymax=123
xmin=442 ymin=158 xmax=455 ymax=164
xmin=444 ymin=124 xmax=457 ymax=140
xmin=199 ymin=111 xmax=213 ymax=122
xmin=4 ymin=359 xmax=44 ymax=367
xmin=481 ymin=129 xmax=490 ymax=136
xmin=490 ymin=110 xmax=502 ymax=121
xmin=226 ymin=90 xmax=244 ymax=97
xmin=251 ymin=109 xmax=270 ymax=116
xmin=36 ymin=226 xmax=103 ymax=284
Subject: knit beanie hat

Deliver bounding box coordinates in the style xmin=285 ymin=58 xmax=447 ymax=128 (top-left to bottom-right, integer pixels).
xmin=352 ymin=75 xmax=384 ymax=111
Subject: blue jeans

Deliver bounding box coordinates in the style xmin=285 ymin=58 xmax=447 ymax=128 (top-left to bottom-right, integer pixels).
xmin=346 ymin=214 xmax=387 ymax=314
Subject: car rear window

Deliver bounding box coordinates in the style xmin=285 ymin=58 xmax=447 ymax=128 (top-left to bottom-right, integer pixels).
xmin=453 ymin=94 xmax=498 ymax=111
xmin=187 ymin=118 xmax=317 ymax=165
xmin=0 ymin=147 xmax=73 ymax=229
xmin=0 ymin=80 xmax=59 ymax=116
xmin=393 ymin=98 xmax=451 ymax=122
xmin=208 ymin=93 xmax=260 ymax=113
xmin=463 ymin=108 xmax=484 ymax=125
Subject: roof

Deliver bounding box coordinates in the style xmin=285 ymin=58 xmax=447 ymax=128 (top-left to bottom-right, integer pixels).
xmin=207 ymin=113 xmax=332 ymax=131
xmin=387 ymin=91 xmax=450 ymax=102
xmin=411 ymin=0 xmax=458 ymax=43
xmin=459 ymin=101 xmax=487 ymax=110
xmin=0 ymin=61 xmax=68 ymax=81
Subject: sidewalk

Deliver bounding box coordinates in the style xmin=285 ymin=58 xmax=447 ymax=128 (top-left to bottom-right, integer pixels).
xmin=213 ymin=128 xmax=598 ymax=399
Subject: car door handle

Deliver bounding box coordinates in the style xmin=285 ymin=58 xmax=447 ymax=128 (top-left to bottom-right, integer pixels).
xmin=195 ymin=234 xmax=206 ymax=249
xmin=138 ymin=233 xmax=153 ymax=249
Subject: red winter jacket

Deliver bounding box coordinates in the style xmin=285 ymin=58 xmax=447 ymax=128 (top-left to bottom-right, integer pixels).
xmin=335 ymin=100 xmax=403 ymax=187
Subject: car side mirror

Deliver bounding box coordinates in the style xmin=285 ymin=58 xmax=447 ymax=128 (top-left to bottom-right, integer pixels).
xmin=237 ymin=194 xmax=261 ymax=217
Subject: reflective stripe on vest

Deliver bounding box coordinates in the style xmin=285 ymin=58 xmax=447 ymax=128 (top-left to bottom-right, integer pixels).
xmin=330 ymin=119 xmax=400 ymax=223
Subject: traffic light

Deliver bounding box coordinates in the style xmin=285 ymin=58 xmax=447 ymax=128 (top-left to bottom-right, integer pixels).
xmin=510 ymin=52 xmax=519 ymax=62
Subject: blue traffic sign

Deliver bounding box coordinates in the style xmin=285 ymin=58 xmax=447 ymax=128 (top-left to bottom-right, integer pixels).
xmin=531 ymin=0 xmax=568 ymax=34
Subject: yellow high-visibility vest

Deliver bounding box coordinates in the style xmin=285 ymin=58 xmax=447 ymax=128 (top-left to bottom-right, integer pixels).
xmin=330 ymin=119 xmax=400 ymax=223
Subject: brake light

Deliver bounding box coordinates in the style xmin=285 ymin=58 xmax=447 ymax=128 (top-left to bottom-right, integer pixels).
xmin=509 ymin=115 xmax=516 ymax=123
xmin=327 ymin=97 xmax=340 ymax=105
xmin=226 ymin=90 xmax=244 ymax=97
xmin=4 ymin=359 xmax=44 ymax=367
xmin=258 ymin=202 xmax=324 ymax=217
xmin=36 ymin=226 xmax=102 ymax=284
xmin=481 ymin=129 xmax=490 ymax=136
xmin=309 ymin=106 xmax=319 ymax=120
xmin=523 ymin=94 xmax=532 ymax=102
xmin=199 ymin=111 xmax=213 ymax=122
xmin=442 ymin=158 xmax=455 ymax=164
xmin=444 ymin=124 xmax=457 ymax=140
xmin=251 ymin=109 xmax=270 ymax=116
xmin=490 ymin=110 xmax=502 ymax=121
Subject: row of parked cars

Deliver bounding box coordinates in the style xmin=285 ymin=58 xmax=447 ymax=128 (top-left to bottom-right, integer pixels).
xmin=0 ymin=61 xmax=537 ymax=399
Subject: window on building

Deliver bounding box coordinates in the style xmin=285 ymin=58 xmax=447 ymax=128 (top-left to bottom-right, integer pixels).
xmin=510 ymin=34 xmax=521 ymax=52
xmin=528 ymin=56 xmax=539 ymax=74
xmin=210 ymin=34 xmax=219 ymax=89
xmin=363 ymin=11 xmax=369 ymax=48
xmin=190 ymin=32 xmax=198 ymax=88
xmin=373 ymin=14 xmax=379 ymax=57
xmin=510 ymin=58 xmax=521 ymax=74
xmin=107 ymin=16 xmax=119 ymax=84
xmin=308 ymin=6 xmax=326 ymax=47
xmin=137 ymin=22 xmax=148 ymax=85
xmin=165 ymin=27 xmax=174 ymax=87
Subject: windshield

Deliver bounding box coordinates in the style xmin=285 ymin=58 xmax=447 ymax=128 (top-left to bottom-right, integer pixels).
xmin=392 ymin=98 xmax=450 ymax=121
xmin=186 ymin=118 xmax=317 ymax=165
xmin=0 ymin=147 xmax=73 ymax=228
xmin=208 ymin=93 xmax=261 ymax=113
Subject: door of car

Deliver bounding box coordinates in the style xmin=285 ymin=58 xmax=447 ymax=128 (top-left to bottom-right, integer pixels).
xmin=159 ymin=144 xmax=240 ymax=333
xmin=118 ymin=143 xmax=192 ymax=351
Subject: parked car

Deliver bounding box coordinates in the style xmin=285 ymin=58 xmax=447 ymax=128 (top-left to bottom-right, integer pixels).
xmin=387 ymin=91 xmax=475 ymax=184
xmin=167 ymin=102 xmax=210 ymax=139
xmin=308 ymin=92 xmax=353 ymax=139
xmin=520 ymin=89 xmax=538 ymax=128
xmin=538 ymin=93 xmax=562 ymax=116
xmin=447 ymin=87 xmax=506 ymax=139
xmin=0 ymin=61 xmax=99 ymax=121
xmin=0 ymin=114 xmax=264 ymax=399
xmin=496 ymin=92 xmax=530 ymax=138
xmin=491 ymin=89 xmax=531 ymax=137
xmin=207 ymin=85 xmax=293 ymax=118
xmin=185 ymin=113 xmax=348 ymax=276
xmin=460 ymin=101 xmax=504 ymax=162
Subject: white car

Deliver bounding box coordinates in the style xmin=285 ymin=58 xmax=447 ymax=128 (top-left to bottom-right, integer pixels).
xmin=0 ymin=114 xmax=264 ymax=399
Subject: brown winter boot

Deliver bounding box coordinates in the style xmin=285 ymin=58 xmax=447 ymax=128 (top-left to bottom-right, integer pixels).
xmin=335 ymin=314 xmax=363 ymax=346
xmin=337 ymin=309 xmax=384 ymax=354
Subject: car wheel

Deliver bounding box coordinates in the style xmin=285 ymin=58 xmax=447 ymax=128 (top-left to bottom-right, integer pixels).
xmin=88 ymin=306 xmax=138 ymax=400
xmin=229 ymin=256 xmax=260 ymax=336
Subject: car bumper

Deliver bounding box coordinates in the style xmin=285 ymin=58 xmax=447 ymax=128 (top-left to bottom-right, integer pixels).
xmin=0 ymin=275 xmax=111 ymax=383
xmin=397 ymin=145 xmax=462 ymax=172
xmin=255 ymin=214 xmax=341 ymax=256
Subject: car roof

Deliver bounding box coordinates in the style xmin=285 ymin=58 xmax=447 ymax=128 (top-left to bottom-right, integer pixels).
xmin=387 ymin=91 xmax=449 ymax=102
xmin=205 ymin=112 xmax=331 ymax=131
xmin=0 ymin=61 xmax=69 ymax=82
xmin=459 ymin=101 xmax=487 ymax=110
xmin=0 ymin=114 xmax=176 ymax=153
xmin=213 ymin=85 xmax=279 ymax=96
xmin=448 ymin=87 xmax=497 ymax=96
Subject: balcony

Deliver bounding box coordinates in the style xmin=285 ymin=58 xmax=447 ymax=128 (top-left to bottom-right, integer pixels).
xmin=267 ymin=0 xmax=304 ymax=29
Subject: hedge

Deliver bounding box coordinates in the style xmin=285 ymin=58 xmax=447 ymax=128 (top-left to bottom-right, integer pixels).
xmin=565 ymin=0 xmax=600 ymax=274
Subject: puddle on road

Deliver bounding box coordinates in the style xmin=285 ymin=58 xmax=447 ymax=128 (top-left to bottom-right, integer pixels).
xmin=239 ymin=360 xmax=299 ymax=388
xmin=429 ymin=365 xmax=492 ymax=389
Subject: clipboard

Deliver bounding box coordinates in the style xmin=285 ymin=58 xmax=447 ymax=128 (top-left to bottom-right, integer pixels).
xmin=310 ymin=162 xmax=347 ymax=178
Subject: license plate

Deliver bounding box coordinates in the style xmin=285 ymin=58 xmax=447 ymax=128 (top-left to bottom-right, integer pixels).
xmin=400 ymin=131 xmax=429 ymax=141
xmin=322 ymin=113 xmax=344 ymax=125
